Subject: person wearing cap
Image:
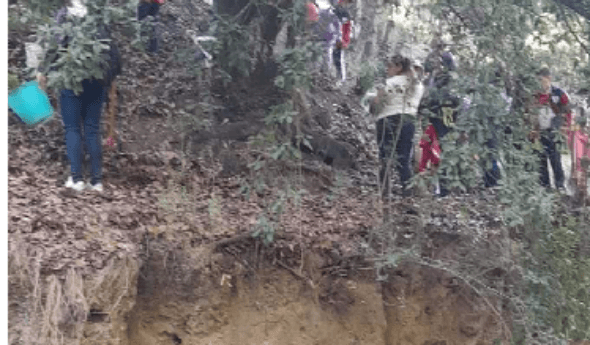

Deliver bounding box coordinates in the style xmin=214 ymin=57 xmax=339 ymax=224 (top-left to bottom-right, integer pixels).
xmin=137 ymin=0 xmax=165 ymax=54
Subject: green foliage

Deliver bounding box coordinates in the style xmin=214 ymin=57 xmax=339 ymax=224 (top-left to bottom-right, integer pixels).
xmin=357 ymin=62 xmax=382 ymax=96
xmin=420 ymin=0 xmax=590 ymax=342
xmin=250 ymin=188 xmax=302 ymax=246
xmin=32 ymin=0 xmax=138 ymax=95
xmin=8 ymin=73 xmax=20 ymax=92
xmin=18 ymin=0 xmax=64 ymax=18
xmin=251 ymin=214 xmax=276 ymax=245
xmin=275 ymin=41 xmax=322 ymax=91
xmin=545 ymin=219 xmax=590 ymax=340
xmin=260 ymin=102 xmax=302 ymax=161
xmin=210 ymin=16 xmax=251 ymax=80
xmin=278 ymin=0 xmax=307 ymax=33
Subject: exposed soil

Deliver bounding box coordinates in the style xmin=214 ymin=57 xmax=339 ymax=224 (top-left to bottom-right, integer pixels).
xmin=7 ymin=1 xmax=540 ymax=345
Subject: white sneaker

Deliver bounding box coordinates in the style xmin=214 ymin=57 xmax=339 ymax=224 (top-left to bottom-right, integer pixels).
xmin=65 ymin=177 xmax=85 ymax=192
xmin=87 ymin=182 xmax=104 ymax=193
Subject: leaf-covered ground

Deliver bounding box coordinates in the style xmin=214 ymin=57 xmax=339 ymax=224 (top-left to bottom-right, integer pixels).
xmin=8 ymin=0 xmax=510 ymax=282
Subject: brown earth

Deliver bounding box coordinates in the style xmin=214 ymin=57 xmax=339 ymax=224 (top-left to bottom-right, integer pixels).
xmin=8 ymin=2 xmax=531 ymax=344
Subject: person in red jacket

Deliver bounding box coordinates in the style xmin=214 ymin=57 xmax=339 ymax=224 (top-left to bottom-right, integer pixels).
xmin=333 ymin=0 xmax=353 ymax=82
xmin=419 ymin=124 xmax=442 ymax=173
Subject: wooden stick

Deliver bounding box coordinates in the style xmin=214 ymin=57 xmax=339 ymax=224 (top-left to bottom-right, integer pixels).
xmin=106 ymin=80 xmax=117 ymax=149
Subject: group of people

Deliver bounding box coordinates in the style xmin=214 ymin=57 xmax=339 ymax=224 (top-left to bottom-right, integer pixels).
xmin=364 ymin=48 xmax=588 ymax=199
xmin=31 ymin=0 xmax=588 ymax=199
xmin=305 ymin=0 xmax=354 ymax=84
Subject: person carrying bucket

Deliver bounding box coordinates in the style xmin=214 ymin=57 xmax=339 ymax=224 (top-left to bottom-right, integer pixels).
xmin=36 ymin=0 xmax=122 ymax=193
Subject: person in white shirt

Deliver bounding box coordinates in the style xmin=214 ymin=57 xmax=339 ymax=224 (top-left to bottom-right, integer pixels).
xmin=369 ymin=55 xmax=424 ymax=198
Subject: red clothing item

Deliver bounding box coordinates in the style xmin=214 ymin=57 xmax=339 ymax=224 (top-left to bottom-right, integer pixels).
xmin=419 ymin=125 xmax=441 ymax=172
xmin=336 ymin=0 xmax=352 ymax=48
xmin=341 ymin=21 xmax=352 ymax=48
xmin=537 ymin=88 xmax=572 ymax=131
xmin=306 ymin=2 xmax=319 ymax=22
xmin=573 ymin=130 xmax=590 ymax=173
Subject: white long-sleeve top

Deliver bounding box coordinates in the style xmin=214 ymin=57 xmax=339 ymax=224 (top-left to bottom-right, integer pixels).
xmin=375 ymin=75 xmax=424 ymax=121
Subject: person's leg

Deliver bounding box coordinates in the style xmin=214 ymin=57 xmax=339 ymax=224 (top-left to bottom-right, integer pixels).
xmin=332 ymin=46 xmax=342 ymax=80
xmin=547 ymin=134 xmax=565 ymax=188
xmin=81 ymin=80 xmax=107 ymax=186
xmin=340 ymin=48 xmax=346 ymax=81
xmin=377 ymin=117 xmax=396 ymax=200
xmin=484 ymin=138 xmax=500 ymax=188
xmin=539 ymin=136 xmax=551 ymax=188
xmin=148 ymin=4 xmax=160 ymax=53
xmin=60 ymin=89 xmax=84 ymax=182
xmin=396 ymin=119 xmax=415 ymax=196
xmin=325 ymin=40 xmax=336 ymax=76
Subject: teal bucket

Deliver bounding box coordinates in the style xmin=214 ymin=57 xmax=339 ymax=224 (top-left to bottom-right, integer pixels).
xmin=8 ymin=81 xmax=54 ymax=125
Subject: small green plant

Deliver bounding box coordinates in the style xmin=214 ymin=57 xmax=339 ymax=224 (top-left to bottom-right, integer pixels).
xmin=33 ymin=0 xmax=138 ymax=95
xmin=274 ymin=41 xmax=322 ymax=92
xmin=8 ymin=73 xmax=20 ymax=92
xmin=210 ymin=16 xmax=251 ymax=80
xmin=357 ymin=62 xmax=380 ymax=95
xmin=251 ymin=191 xmax=289 ymax=246
xmin=543 ymin=217 xmax=590 ymax=340
xmin=251 ymin=215 xmax=276 ymax=246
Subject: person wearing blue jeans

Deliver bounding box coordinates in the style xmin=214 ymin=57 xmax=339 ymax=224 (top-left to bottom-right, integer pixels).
xmin=36 ymin=2 xmax=121 ymax=193
xmin=60 ymin=79 xmax=107 ymax=191
xmin=137 ymin=1 xmax=161 ymax=53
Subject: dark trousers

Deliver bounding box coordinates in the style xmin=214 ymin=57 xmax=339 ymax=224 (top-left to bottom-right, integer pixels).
xmin=60 ymin=80 xmax=107 ymax=185
xmin=376 ymin=115 xmax=415 ymax=198
xmin=138 ymin=3 xmax=160 ymax=53
xmin=332 ymin=46 xmax=343 ymax=81
xmin=484 ymin=138 xmax=501 ymax=188
xmin=539 ymin=131 xmax=564 ymax=188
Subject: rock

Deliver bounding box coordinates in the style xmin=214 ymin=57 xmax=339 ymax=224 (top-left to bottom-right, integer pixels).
xmin=307 ymin=133 xmax=357 ymax=169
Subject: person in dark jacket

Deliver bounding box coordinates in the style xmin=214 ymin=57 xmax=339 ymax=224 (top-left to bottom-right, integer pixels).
xmin=418 ymin=52 xmax=461 ymax=196
xmin=137 ymin=0 xmax=165 ymax=54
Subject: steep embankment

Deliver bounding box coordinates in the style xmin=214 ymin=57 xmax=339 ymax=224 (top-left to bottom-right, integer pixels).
xmin=9 ymin=1 xmax=519 ymax=345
